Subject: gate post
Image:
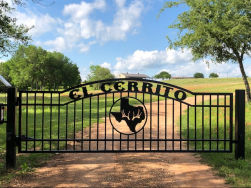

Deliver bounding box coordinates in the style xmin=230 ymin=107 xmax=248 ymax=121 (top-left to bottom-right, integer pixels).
xmin=235 ymin=90 xmax=245 ymax=160
xmin=6 ymin=87 xmax=17 ymax=169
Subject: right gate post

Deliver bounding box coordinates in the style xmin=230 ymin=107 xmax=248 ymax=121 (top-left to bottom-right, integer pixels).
xmin=235 ymin=90 xmax=245 ymax=160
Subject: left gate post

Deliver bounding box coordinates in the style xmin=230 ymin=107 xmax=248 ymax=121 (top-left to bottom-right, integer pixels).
xmin=6 ymin=87 xmax=17 ymax=169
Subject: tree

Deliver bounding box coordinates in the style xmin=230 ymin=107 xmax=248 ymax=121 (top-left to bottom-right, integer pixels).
xmin=209 ymin=73 xmax=219 ymax=78
xmin=194 ymin=72 xmax=204 ymax=78
xmin=87 ymin=65 xmax=114 ymax=89
xmin=3 ymin=45 xmax=81 ymax=90
xmin=0 ymin=0 xmax=31 ymax=57
xmin=161 ymin=0 xmax=251 ymax=101
xmin=154 ymin=71 xmax=171 ymax=80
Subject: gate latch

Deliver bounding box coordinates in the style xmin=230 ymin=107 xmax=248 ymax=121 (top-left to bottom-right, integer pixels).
xmin=0 ymin=103 xmax=5 ymax=124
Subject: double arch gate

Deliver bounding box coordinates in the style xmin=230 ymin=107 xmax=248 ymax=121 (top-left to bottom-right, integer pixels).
xmin=1 ymin=78 xmax=245 ymax=168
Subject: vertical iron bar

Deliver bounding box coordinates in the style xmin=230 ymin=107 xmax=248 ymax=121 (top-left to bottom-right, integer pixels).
xmin=65 ymin=104 xmax=68 ymax=150
xmin=172 ymin=99 xmax=174 ymax=150
xmin=195 ymin=95 xmax=197 ymax=151
xmin=187 ymin=105 xmax=189 ymax=150
xmin=112 ymin=93 xmax=114 ymax=151
xmin=50 ymin=93 xmax=52 ymax=151
xmin=127 ymin=91 xmax=129 ymax=150
xmin=142 ymin=92 xmax=145 ymax=150
xmin=120 ymin=92 xmax=122 ymax=150
xmin=74 ymin=101 xmax=76 ymax=150
xmin=34 ymin=93 xmax=36 ymax=151
xmin=224 ymin=95 xmax=226 ymax=150
xmin=230 ymin=94 xmax=233 ymax=152
xmin=26 ymin=93 xmax=28 ymax=151
xmin=150 ymin=94 xmax=152 ymax=150
xmin=157 ymin=95 xmax=159 ymax=150
xmin=105 ymin=93 xmax=107 ymax=150
xmin=6 ymin=87 xmax=16 ymax=169
xmin=18 ymin=92 xmax=21 ymax=152
xmin=217 ymin=95 xmax=219 ymax=150
xmin=235 ymin=90 xmax=245 ymax=159
xmin=81 ymin=98 xmax=84 ymax=151
xmin=42 ymin=93 xmax=44 ymax=151
xmin=89 ymin=97 xmax=91 ymax=151
xmin=209 ymin=94 xmax=212 ymax=150
xmin=180 ymin=102 xmax=182 ymax=150
xmin=97 ymin=95 xmax=99 ymax=151
xmin=57 ymin=94 xmax=60 ymax=150
xmin=202 ymin=95 xmax=204 ymax=151
xmin=165 ymin=97 xmax=167 ymax=150
xmin=135 ymin=91 xmax=137 ymax=151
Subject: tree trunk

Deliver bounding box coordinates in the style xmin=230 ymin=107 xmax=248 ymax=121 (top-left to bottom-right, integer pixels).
xmin=238 ymin=59 xmax=251 ymax=102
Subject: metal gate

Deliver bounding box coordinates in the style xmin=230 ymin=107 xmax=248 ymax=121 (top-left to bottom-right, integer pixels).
xmin=1 ymin=78 xmax=246 ymax=168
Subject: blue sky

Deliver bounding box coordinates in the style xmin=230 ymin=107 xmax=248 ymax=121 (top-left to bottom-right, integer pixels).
xmin=4 ymin=0 xmax=251 ymax=80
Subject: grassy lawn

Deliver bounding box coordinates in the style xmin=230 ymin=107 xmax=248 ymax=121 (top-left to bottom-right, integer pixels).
xmin=0 ymin=77 xmax=250 ymax=186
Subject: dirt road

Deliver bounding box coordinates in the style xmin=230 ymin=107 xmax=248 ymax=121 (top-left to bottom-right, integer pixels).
xmin=10 ymin=99 xmax=228 ymax=187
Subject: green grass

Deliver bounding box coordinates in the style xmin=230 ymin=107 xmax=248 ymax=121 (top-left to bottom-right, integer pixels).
xmin=0 ymin=77 xmax=250 ymax=186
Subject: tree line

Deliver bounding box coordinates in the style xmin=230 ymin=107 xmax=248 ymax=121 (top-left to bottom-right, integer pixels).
xmin=0 ymin=45 xmax=81 ymax=90
xmin=154 ymin=71 xmax=219 ymax=80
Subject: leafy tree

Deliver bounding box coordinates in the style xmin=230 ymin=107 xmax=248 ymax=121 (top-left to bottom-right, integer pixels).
xmin=87 ymin=65 xmax=114 ymax=89
xmin=43 ymin=52 xmax=81 ymax=90
xmin=3 ymin=45 xmax=81 ymax=90
xmin=161 ymin=0 xmax=251 ymax=101
xmin=154 ymin=71 xmax=171 ymax=80
xmin=194 ymin=72 xmax=204 ymax=78
xmin=0 ymin=61 xmax=11 ymax=82
xmin=209 ymin=73 xmax=219 ymax=78
xmin=0 ymin=0 xmax=31 ymax=57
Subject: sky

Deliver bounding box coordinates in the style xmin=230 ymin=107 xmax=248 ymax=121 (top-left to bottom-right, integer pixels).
xmin=3 ymin=0 xmax=251 ymax=80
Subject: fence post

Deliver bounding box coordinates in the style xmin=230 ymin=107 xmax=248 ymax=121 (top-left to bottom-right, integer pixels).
xmin=235 ymin=90 xmax=245 ymax=160
xmin=6 ymin=87 xmax=17 ymax=169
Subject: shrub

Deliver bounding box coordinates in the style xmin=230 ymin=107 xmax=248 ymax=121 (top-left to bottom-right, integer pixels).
xmin=194 ymin=72 xmax=204 ymax=78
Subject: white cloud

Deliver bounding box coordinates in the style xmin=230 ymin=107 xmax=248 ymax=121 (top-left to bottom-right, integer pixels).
xmin=101 ymin=62 xmax=112 ymax=69
xmin=15 ymin=0 xmax=145 ymax=53
xmin=78 ymin=41 xmax=97 ymax=53
xmin=115 ymin=0 xmax=126 ymax=7
xmin=14 ymin=11 xmax=60 ymax=37
xmin=44 ymin=0 xmax=144 ymax=52
xmin=63 ymin=0 xmax=106 ymax=20
xmin=110 ymin=48 xmax=251 ymax=78
xmin=44 ymin=37 xmax=66 ymax=52
xmin=98 ymin=0 xmax=144 ymax=42
xmin=113 ymin=48 xmax=192 ymax=72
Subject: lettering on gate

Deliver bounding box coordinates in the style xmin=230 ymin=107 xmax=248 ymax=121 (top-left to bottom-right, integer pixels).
xmin=69 ymin=81 xmax=187 ymax=101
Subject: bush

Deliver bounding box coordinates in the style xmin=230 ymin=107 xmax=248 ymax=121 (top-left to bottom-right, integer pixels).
xmin=194 ymin=72 xmax=204 ymax=78
xmin=209 ymin=73 xmax=219 ymax=78
xmin=154 ymin=71 xmax=171 ymax=80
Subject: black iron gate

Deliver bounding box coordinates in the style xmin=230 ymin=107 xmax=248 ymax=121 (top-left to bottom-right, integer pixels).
xmin=1 ymin=78 xmax=246 ymax=168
